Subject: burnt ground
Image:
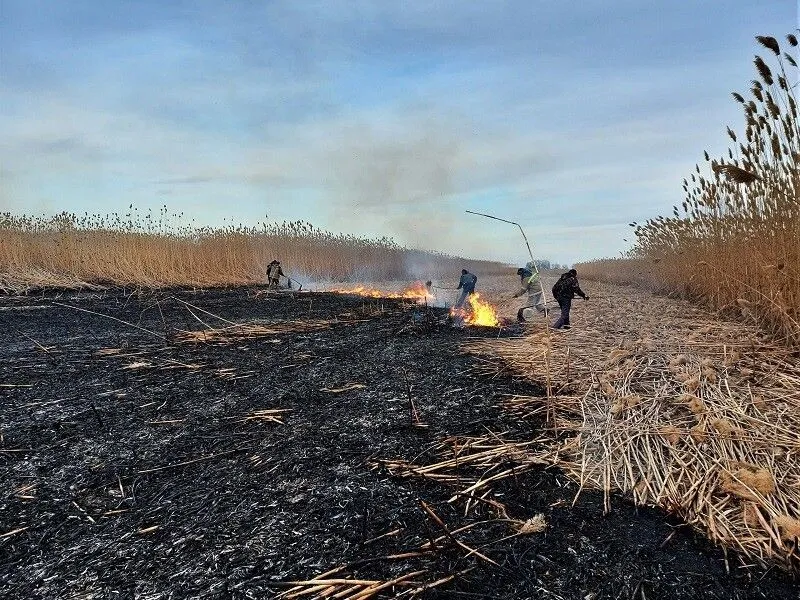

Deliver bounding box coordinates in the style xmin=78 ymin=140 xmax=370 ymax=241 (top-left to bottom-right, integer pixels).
xmin=0 ymin=288 xmax=797 ymax=600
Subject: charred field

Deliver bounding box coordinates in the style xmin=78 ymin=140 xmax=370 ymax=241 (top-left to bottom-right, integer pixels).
xmin=0 ymin=288 xmax=797 ymax=599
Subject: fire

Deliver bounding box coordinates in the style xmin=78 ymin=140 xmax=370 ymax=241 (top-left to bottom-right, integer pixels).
xmin=329 ymin=281 xmax=435 ymax=303
xmin=450 ymin=293 xmax=501 ymax=327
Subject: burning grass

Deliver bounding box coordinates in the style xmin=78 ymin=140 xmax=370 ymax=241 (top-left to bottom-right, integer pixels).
xmin=577 ymin=34 xmax=800 ymax=348
xmin=328 ymin=281 xmax=435 ymax=303
xmin=467 ymin=280 xmax=800 ymax=570
xmin=327 ymin=282 xmax=503 ymax=327
xmin=450 ymin=293 xmax=501 ymax=327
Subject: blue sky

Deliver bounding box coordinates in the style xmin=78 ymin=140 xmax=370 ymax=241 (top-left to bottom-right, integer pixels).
xmin=1 ymin=1 xmax=797 ymax=265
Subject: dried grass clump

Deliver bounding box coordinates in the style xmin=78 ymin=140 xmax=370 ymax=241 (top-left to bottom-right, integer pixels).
xmin=610 ymin=394 xmax=643 ymax=416
xmin=719 ymin=464 xmax=776 ymax=501
xmin=175 ymin=321 xmax=331 ymax=344
xmin=687 ymin=396 xmax=706 ymax=414
xmin=609 ymin=400 xmax=625 ymax=416
xmin=689 ymin=424 xmax=708 ymax=443
xmin=711 ymin=418 xmax=738 ymax=436
xmin=683 ymin=375 xmax=702 ymax=393
xmin=513 ymin=514 xmax=548 ymax=534
xmin=774 ymin=515 xmax=800 ymax=542
xmin=724 ymin=351 xmax=741 ymax=366
xmin=600 ymin=381 xmax=616 ymax=397
xmin=701 ymin=367 xmax=718 ymax=383
xmin=608 ymin=348 xmax=633 ymax=365
xmin=660 ymin=426 xmax=681 ymax=445
xmin=622 ymin=394 xmax=642 ymax=408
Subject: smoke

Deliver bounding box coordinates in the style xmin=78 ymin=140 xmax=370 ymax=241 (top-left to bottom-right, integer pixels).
xmin=322 ymin=111 xmax=484 ymax=255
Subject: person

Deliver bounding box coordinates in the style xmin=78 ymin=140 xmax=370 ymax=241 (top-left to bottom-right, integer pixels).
xmin=551 ymin=269 xmax=588 ymax=329
xmin=455 ymin=269 xmax=478 ymax=308
xmin=514 ymin=262 xmax=546 ymax=322
xmin=266 ymin=260 xmax=285 ymax=289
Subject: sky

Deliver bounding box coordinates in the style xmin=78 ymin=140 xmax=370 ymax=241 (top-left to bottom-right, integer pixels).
xmin=1 ymin=1 xmax=797 ymax=265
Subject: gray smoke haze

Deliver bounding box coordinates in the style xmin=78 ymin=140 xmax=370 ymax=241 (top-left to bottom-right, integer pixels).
xmin=319 ymin=111 xmax=493 ymax=258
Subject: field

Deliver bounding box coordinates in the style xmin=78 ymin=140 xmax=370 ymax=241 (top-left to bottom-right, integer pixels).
xmin=2 ymin=279 xmax=799 ymax=599
xmin=2 ymin=31 xmax=799 ymax=600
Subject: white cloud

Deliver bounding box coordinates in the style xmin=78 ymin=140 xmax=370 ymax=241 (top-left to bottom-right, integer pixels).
xmin=1 ymin=0 xmax=794 ymax=265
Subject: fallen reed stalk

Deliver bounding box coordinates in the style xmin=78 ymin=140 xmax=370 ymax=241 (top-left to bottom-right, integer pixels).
xmin=173 ymin=320 xmax=332 ymax=344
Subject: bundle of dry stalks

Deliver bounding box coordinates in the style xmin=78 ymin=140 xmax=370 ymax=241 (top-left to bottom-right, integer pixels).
xmin=174 ymin=320 xmax=332 ymax=344
xmin=468 ymin=281 xmax=800 ymax=570
xmin=375 ymin=434 xmax=552 ymax=518
xmin=274 ymin=568 xmax=430 ymax=599
xmin=578 ymin=34 xmax=800 ymax=349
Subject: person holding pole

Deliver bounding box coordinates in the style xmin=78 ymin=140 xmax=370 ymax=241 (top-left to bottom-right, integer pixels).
xmin=464 ymin=210 xmax=548 ymax=324
xmin=513 ymin=262 xmax=547 ymax=321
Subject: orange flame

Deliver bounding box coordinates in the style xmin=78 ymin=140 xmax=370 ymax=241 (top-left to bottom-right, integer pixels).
xmin=330 ymin=281 xmax=435 ymax=303
xmin=450 ymin=293 xmax=500 ymax=327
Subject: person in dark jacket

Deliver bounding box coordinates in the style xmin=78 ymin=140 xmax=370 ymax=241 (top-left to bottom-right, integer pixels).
xmin=551 ymin=269 xmax=588 ymax=329
xmin=266 ymin=260 xmax=285 ymax=289
xmin=455 ymin=269 xmax=478 ymax=308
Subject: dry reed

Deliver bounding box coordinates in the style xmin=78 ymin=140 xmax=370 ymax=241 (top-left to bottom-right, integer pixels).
xmin=0 ymin=210 xmax=507 ymax=292
xmin=173 ymin=320 xmax=332 ymax=344
xmin=578 ymin=34 xmax=800 ymax=349
xmin=468 ymin=280 xmax=800 ymax=570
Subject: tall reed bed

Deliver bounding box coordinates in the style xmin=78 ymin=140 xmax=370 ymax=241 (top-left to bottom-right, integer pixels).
xmin=579 ymin=34 xmax=800 ymax=347
xmin=0 ymin=209 xmax=506 ymax=292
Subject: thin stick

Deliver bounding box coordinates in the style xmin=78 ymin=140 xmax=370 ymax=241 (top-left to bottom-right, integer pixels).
xmin=419 ymin=500 xmax=498 ymax=566
xmin=137 ymin=448 xmax=243 ymax=474
xmin=0 ymin=527 xmax=29 ymax=539
xmin=52 ymin=302 xmax=166 ymax=340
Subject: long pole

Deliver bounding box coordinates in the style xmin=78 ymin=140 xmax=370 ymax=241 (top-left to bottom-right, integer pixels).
xmin=465 ymin=209 xmax=555 ymax=430
xmin=464 ymin=210 xmax=548 ymax=318
xmin=465 ymin=210 xmax=535 ymax=267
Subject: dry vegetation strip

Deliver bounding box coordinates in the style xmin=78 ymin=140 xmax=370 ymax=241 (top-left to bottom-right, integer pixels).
xmin=0 ymin=211 xmax=507 ymax=292
xmin=467 ymin=281 xmax=800 ymax=570
xmin=578 ymin=34 xmax=800 ymax=348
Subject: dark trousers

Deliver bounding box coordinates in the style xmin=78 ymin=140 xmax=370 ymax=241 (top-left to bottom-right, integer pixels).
xmin=456 ymin=289 xmax=474 ymax=308
xmin=553 ymin=297 xmax=572 ymax=329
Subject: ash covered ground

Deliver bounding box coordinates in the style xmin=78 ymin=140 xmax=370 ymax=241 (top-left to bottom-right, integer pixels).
xmin=0 ymin=289 xmax=797 ymax=599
